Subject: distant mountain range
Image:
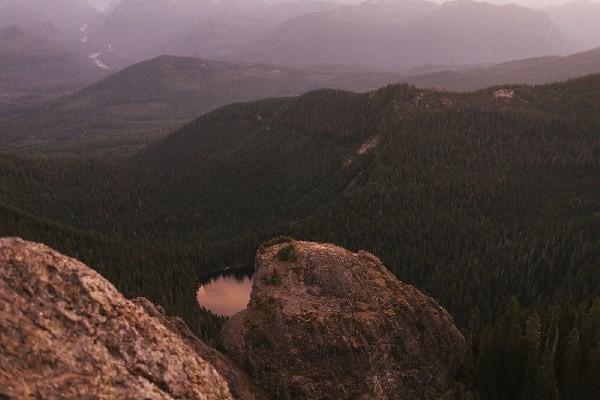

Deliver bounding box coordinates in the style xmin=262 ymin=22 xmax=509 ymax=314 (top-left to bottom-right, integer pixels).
xmin=0 ymin=26 xmax=106 ymax=113
xmin=4 ymin=40 xmax=600 ymax=155
xmin=0 ymin=55 xmax=406 ymax=156
xmin=402 ymin=45 xmax=600 ymax=91
xmin=230 ymin=0 xmax=575 ymax=67
xmin=3 ymin=0 xmax=600 ymax=155
xmin=545 ymin=0 xmax=600 ymax=50
xmin=81 ymin=0 xmax=586 ymax=69
xmin=2 ymin=0 xmax=599 ymax=82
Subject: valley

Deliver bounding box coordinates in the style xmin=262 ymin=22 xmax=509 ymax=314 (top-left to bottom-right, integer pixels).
xmin=2 ymin=74 xmax=600 ymax=398
xmin=1 ymin=0 xmax=600 ymax=399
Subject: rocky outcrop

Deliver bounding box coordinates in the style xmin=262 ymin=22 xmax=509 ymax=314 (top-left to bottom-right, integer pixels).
xmin=0 ymin=237 xmax=466 ymax=400
xmin=222 ymin=240 xmax=467 ymax=400
xmin=133 ymin=297 xmax=269 ymax=400
xmin=0 ymin=237 xmax=233 ymax=400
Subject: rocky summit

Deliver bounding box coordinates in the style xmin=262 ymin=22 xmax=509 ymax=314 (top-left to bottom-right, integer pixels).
xmin=223 ymin=239 xmax=467 ymax=400
xmin=0 ymin=237 xmax=466 ymax=399
xmin=0 ymin=237 xmax=233 ymax=400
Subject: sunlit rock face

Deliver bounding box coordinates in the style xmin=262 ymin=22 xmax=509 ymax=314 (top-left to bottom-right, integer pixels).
xmin=0 ymin=237 xmax=233 ymax=400
xmin=223 ymin=240 xmax=467 ymax=400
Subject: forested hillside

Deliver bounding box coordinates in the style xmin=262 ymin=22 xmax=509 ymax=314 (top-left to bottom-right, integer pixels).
xmin=1 ymin=76 xmax=600 ymax=398
xmin=0 ymin=55 xmax=406 ymax=157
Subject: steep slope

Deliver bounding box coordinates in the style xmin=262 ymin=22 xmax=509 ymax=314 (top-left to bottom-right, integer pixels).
xmin=231 ymin=0 xmax=575 ymax=67
xmin=0 ymin=237 xmax=233 ymax=400
xmin=1 ymin=74 xmax=600 ymax=348
xmin=0 ymin=55 xmax=406 ymax=156
xmin=1 ymin=74 xmax=600 ymax=400
xmin=545 ymin=0 xmax=600 ymax=50
xmin=135 ymin=75 xmax=600 ymax=321
xmin=0 ymin=26 xmax=106 ymax=112
xmin=402 ymin=46 xmax=600 ymax=91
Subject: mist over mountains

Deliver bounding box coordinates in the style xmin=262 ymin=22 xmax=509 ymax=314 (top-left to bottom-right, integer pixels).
xmin=3 ymin=0 xmax=600 ymax=155
xmin=2 ymin=0 xmax=600 ymax=74
xmin=0 ymin=25 xmax=107 ymax=112
xmin=3 ymin=1 xmax=600 ymax=400
xmin=81 ymin=0 xmax=593 ymax=68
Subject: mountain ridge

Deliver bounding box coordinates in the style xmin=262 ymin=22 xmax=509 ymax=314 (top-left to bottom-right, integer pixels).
xmin=401 ymin=45 xmax=600 ymax=91
xmin=0 ymin=54 xmax=407 ymax=156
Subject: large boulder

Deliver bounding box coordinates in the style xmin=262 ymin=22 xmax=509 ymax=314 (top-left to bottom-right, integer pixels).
xmin=0 ymin=237 xmax=233 ymax=400
xmin=222 ymin=240 xmax=467 ymax=399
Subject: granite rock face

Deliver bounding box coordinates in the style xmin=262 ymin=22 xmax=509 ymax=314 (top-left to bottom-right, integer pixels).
xmin=222 ymin=240 xmax=467 ymax=400
xmin=0 ymin=237 xmax=233 ymax=400
xmin=133 ymin=297 xmax=269 ymax=400
xmin=0 ymin=237 xmax=466 ymax=400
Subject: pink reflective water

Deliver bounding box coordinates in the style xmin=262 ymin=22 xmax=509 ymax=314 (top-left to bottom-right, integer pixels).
xmin=196 ymin=275 xmax=253 ymax=316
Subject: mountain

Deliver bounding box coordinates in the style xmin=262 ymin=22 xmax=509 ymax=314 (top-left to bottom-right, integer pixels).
xmin=154 ymin=1 xmax=341 ymax=60
xmin=86 ymin=0 xmax=342 ymax=67
xmin=0 ymin=0 xmax=100 ymax=40
xmin=231 ymin=0 xmax=576 ymax=68
xmin=402 ymin=46 xmax=600 ymax=91
xmin=86 ymin=0 xmax=210 ymax=65
xmin=1 ymin=75 xmax=600 ymax=399
xmin=393 ymin=0 xmax=575 ymax=65
xmin=545 ymin=0 xmax=600 ymax=50
xmin=0 ymin=55 xmax=405 ymax=156
xmin=229 ymin=0 xmax=439 ymax=66
xmin=0 ymin=26 xmax=106 ymax=112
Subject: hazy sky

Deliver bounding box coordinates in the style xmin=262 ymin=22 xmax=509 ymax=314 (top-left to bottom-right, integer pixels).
xmin=87 ymin=0 xmax=593 ymax=11
xmin=435 ymin=0 xmax=584 ymax=7
xmin=337 ymin=0 xmax=585 ymax=7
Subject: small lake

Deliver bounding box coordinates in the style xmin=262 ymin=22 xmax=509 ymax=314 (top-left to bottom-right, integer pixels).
xmin=196 ymin=267 xmax=254 ymax=317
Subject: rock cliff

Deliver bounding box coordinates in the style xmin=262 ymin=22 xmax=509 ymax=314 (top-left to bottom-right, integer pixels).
xmin=222 ymin=240 xmax=467 ymax=399
xmin=0 ymin=237 xmax=466 ymax=400
xmin=0 ymin=237 xmax=233 ymax=400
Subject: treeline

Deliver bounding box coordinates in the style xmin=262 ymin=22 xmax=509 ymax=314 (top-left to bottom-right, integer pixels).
xmin=453 ymin=297 xmax=600 ymax=400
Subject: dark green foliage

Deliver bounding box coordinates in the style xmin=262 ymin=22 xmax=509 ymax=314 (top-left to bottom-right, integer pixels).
xmin=277 ymin=244 xmax=297 ymax=263
xmin=264 ymin=268 xmax=282 ymax=286
xmin=456 ymin=298 xmax=600 ymax=400
xmin=2 ymin=76 xmax=600 ymax=399
xmin=259 ymin=236 xmax=294 ymax=253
